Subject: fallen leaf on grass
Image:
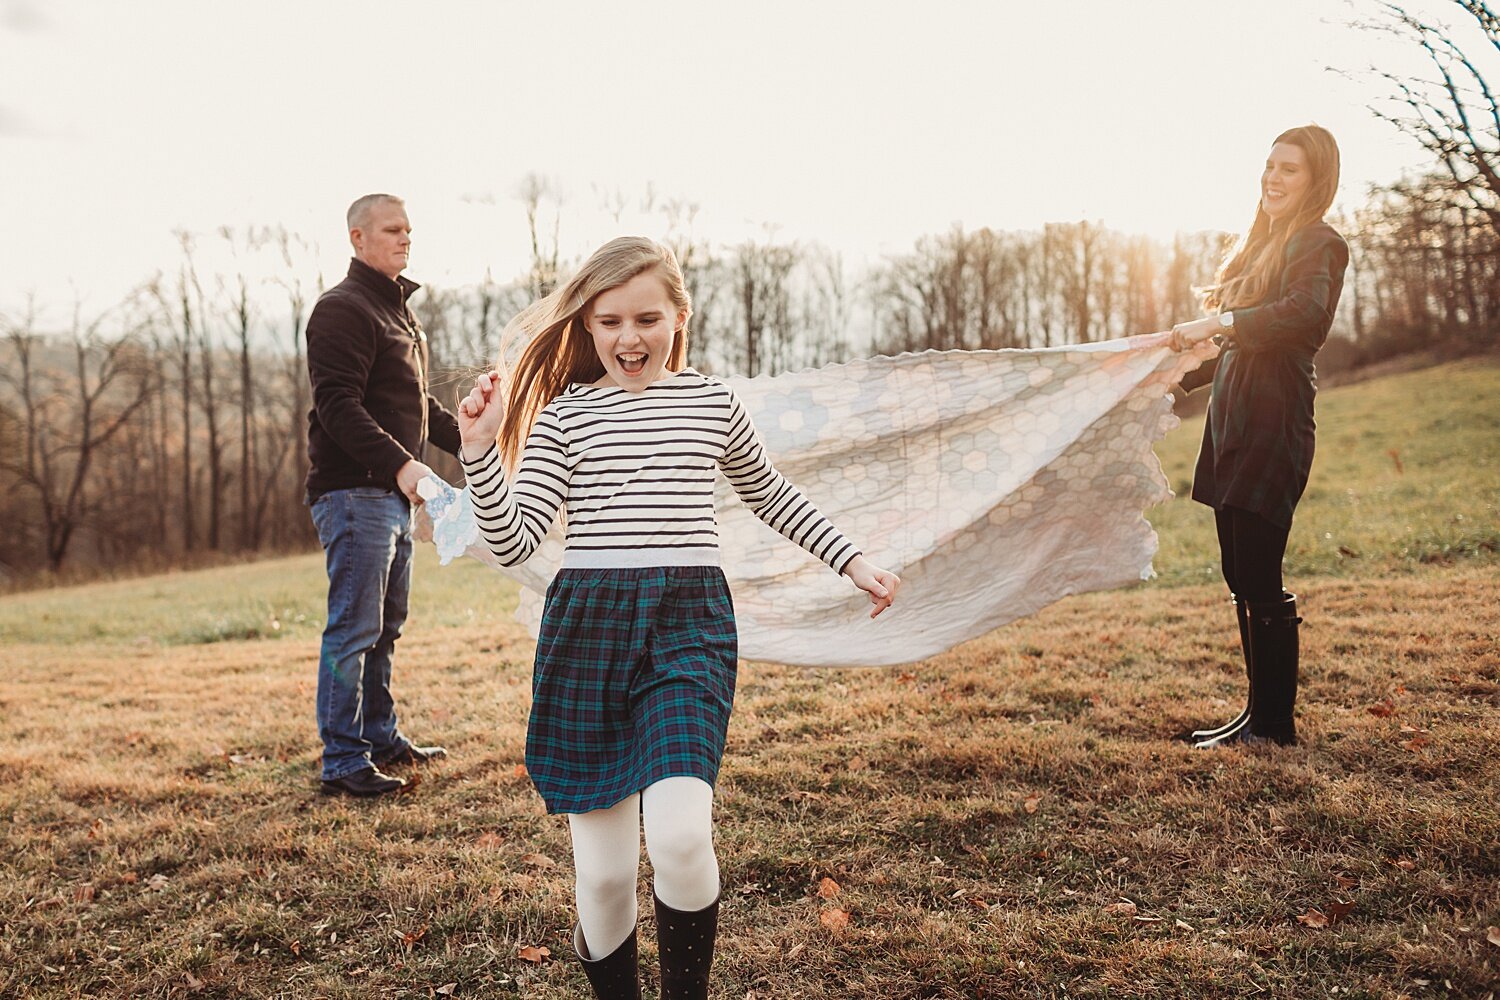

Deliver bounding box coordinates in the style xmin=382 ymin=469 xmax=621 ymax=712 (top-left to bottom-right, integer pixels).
xmin=1367 ymin=699 xmax=1395 ymax=718
xmin=819 ymin=908 xmax=850 ymax=933
xmin=435 ymin=983 xmax=457 ymax=996
xmin=1105 ymin=901 xmax=1138 ymax=916
xmin=288 ymin=940 xmax=302 ymax=956
xmin=517 ymin=944 xmax=551 ymax=963
xmin=1296 ymin=901 xmax=1352 ymax=929
xmin=474 ymin=832 xmax=504 ymax=849
xmin=184 ymin=971 xmax=203 ymax=990
xmin=1399 ymin=737 xmax=1429 ymax=752
xmin=1023 ymin=794 xmax=1042 ymax=815
xmin=846 ymin=756 xmax=867 ymax=772
xmin=401 ymin=924 xmax=428 ymax=947
xmin=1296 ymin=908 xmax=1329 ymax=929
xmin=1389 ymin=858 xmax=1417 ymax=871
xmin=1333 ymin=874 xmax=1358 ymax=890
xmin=145 ymin=873 xmax=169 ymax=892
xmin=1486 ymin=926 xmax=1500 ymax=948
xmin=1175 ymin=919 xmax=1195 ymax=932
xmin=1399 ymin=724 xmax=1430 ymax=735
xmin=120 ymin=872 xmax=138 ymax=884
xmin=73 ymin=884 xmax=94 ymax=904
xmin=520 ymin=852 xmax=555 ymax=869
xmin=816 ymin=877 xmax=840 ymax=899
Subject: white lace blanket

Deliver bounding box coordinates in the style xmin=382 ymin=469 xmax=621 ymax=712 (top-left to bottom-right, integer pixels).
xmin=418 ymin=332 xmax=1215 ymax=667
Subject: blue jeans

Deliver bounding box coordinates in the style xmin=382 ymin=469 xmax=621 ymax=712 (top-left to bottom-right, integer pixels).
xmin=310 ymin=487 xmax=415 ymax=780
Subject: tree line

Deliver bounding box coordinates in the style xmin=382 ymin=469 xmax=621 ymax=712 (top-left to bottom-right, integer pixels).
xmin=2 ymin=166 xmax=1492 ymax=586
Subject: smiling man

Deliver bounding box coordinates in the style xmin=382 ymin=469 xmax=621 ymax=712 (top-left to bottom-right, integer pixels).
xmin=304 ymin=194 xmax=462 ymax=797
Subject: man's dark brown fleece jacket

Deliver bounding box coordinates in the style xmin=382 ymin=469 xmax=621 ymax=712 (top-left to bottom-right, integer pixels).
xmin=305 ymin=257 xmax=461 ymax=499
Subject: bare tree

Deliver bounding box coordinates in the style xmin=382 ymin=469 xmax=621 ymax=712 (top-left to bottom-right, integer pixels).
xmin=1356 ymin=0 xmax=1500 ymax=237
xmin=0 ymin=300 xmax=153 ymax=571
xmin=517 ymin=173 xmax=564 ymax=299
xmin=727 ymin=234 xmax=799 ymax=376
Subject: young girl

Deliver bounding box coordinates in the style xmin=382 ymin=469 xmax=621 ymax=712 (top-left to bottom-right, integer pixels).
xmin=1170 ymin=124 xmax=1349 ymax=748
xmin=456 ymin=236 xmax=899 ymax=998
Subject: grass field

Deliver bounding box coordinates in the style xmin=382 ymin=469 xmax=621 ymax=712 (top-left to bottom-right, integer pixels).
xmin=2 ymin=359 xmax=1497 ymax=999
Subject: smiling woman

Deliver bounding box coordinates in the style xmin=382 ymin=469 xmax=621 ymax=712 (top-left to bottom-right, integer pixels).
xmin=1168 ymin=124 xmax=1349 ymax=751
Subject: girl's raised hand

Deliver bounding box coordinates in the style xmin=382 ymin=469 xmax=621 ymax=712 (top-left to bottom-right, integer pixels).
xmin=842 ymin=554 xmax=901 ymax=619
xmin=458 ymin=370 xmax=505 ymax=456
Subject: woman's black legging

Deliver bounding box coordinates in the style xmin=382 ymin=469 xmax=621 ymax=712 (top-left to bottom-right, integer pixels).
xmin=1214 ymin=506 xmax=1290 ymax=603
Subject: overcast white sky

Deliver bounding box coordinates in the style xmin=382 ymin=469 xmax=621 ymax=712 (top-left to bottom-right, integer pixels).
xmin=0 ymin=0 xmax=1457 ymax=318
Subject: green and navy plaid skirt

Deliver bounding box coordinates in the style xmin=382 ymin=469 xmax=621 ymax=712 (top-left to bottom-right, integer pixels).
xmin=525 ymin=565 xmax=738 ymax=814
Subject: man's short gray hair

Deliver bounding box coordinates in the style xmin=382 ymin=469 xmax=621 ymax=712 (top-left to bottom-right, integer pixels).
xmin=347 ymin=193 xmax=404 ymax=232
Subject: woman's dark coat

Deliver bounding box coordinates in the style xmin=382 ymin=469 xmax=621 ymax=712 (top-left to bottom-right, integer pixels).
xmin=1187 ymin=222 xmax=1349 ymax=528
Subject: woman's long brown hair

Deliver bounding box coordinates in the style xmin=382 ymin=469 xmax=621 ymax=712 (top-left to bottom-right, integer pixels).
xmin=1203 ymin=124 xmax=1341 ymax=313
xmin=494 ymin=236 xmax=692 ymax=468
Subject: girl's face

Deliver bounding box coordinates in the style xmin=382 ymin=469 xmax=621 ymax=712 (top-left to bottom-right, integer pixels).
xmin=1261 ymin=142 xmax=1311 ymax=221
xmin=585 ymin=270 xmax=686 ymax=391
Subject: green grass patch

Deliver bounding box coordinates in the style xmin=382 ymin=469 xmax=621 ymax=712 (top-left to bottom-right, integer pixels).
xmin=1149 ymin=358 xmax=1500 ymax=585
xmin=0 ymin=548 xmax=518 ymax=647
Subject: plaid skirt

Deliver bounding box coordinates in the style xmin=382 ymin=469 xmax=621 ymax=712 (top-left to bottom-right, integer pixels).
xmin=526 ymin=565 xmax=738 ymax=814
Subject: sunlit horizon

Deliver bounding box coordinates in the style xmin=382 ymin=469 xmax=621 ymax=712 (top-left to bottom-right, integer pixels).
xmin=0 ymin=0 xmax=1455 ymax=316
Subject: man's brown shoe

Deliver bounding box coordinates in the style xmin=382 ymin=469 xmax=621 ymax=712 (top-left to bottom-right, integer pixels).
xmin=378 ymin=744 xmax=448 ymax=767
xmin=320 ymin=767 xmax=406 ymax=797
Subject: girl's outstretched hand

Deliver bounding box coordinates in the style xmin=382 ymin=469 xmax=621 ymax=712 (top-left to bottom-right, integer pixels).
xmin=842 ymin=554 xmax=901 ymax=619
xmin=458 ymin=369 xmax=505 ymax=457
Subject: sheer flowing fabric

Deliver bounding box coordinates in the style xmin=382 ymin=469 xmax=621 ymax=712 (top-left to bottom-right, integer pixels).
xmin=420 ymin=332 xmax=1216 ymax=667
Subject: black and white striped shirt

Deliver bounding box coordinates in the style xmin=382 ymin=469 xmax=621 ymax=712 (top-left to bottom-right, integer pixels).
xmin=459 ymin=369 xmax=860 ymax=573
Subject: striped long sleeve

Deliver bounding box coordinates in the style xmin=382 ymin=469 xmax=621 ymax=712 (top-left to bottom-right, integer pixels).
xmin=719 ymin=388 xmax=861 ymax=575
xmin=459 ymin=370 xmax=861 ymax=574
xmin=459 ymin=407 xmax=570 ymax=566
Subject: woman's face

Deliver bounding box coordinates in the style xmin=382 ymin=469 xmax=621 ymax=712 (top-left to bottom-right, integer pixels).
xmin=1261 ymin=142 xmax=1311 ymax=221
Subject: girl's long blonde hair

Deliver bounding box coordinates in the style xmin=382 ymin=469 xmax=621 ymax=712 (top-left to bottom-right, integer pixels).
xmin=495 ymin=236 xmax=692 ymax=468
xmin=1203 ymin=125 xmax=1340 ymax=313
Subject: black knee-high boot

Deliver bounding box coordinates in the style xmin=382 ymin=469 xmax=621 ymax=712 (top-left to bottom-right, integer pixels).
xmin=575 ymin=923 xmax=641 ymax=1000
xmin=1244 ymin=594 xmax=1300 ymax=745
xmin=1196 ymin=593 xmax=1300 ymax=748
xmin=1178 ymin=595 xmax=1252 ymax=742
xmin=655 ymin=894 xmax=718 ymax=1000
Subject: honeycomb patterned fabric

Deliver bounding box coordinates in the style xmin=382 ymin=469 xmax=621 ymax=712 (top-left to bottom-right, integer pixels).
xmin=418 ymin=332 xmax=1217 ymax=667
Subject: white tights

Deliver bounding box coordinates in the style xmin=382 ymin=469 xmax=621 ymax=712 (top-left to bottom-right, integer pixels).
xmin=567 ymin=775 xmax=719 ymax=959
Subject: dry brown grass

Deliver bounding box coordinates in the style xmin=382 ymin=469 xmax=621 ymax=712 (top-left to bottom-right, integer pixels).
xmin=3 ymin=360 xmax=1498 ymax=998
xmin=2 ymin=563 xmax=1496 ymax=999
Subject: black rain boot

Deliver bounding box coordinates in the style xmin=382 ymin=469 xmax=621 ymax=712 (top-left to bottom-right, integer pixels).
xmin=655 ymin=893 xmax=718 ymax=1000
xmin=1196 ymin=593 xmax=1300 ymax=748
xmin=1243 ymin=593 xmax=1301 ymax=745
xmin=1176 ymin=595 xmax=1253 ymax=743
xmin=575 ymin=923 xmax=641 ymax=1000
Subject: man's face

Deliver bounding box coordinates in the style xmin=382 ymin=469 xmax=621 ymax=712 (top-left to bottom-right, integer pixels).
xmin=351 ymin=201 xmax=411 ymax=280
